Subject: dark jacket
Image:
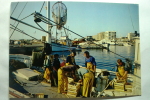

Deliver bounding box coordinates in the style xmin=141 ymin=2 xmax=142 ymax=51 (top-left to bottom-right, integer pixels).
xmin=66 ymin=55 xmax=76 ymax=65
xmin=53 ymin=58 xmax=60 ymax=71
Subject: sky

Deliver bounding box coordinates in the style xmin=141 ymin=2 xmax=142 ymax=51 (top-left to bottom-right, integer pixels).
xmin=9 ymin=1 xmax=139 ymax=40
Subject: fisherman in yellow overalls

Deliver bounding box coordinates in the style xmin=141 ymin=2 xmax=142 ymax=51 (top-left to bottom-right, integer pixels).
xmin=84 ymin=51 xmax=96 ymax=73
xmin=76 ymin=65 xmax=94 ymax=98
xmin=43 ymin=55 xmax=54 ymax=86
xmin=83 ymin=51 xmax=96 ymax=88
xmin=116 ymin=59 xmax=128 ymax=81
xmin=58 ymin=65 xmax=77 ymax=94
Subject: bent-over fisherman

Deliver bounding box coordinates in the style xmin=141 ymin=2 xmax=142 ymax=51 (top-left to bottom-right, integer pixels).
xmin=57 ymin=65 xmax=77 ymax=94
xmin=76 ymin=66 xmax=94 ymax=98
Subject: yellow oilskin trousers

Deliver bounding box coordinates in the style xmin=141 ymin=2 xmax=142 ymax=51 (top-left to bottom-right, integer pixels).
xmin=65 ymin=62 xmax=69 ymax=66
xmin=117 ymin=66 xmax=127 ymax=80
xmin=43 ymin=68 xmax=51 ymax=81
xmin=58 ymin=68 xmax=68 ymax=93
xmin=87 ymin=62 xmax=95 ymax=72
xmin=118 ymin=66 xmax=125 ymax=76
xmin=82 ymin=72 xmax=94 ymax=97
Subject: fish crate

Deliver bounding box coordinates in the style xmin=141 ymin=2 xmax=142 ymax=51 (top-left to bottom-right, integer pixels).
xmin=68 ymin=77 xmax=74 ymax=83
xmin=114 ymin=82 xmax=126 ymax=92
xmin=67 ymin=80 xmax=81 ymax=97
xmin=34 ymin=93 xmax=44 ymax=98
xmin=125 ymin=85 xmax=132 ymax=92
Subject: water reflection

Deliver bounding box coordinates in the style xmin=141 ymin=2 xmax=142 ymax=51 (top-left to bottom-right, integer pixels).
xmin=53 ymin=46 xmax=135 ymax=71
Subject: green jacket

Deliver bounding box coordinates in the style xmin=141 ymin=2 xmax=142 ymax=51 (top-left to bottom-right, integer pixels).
xmin=43 ymin=59 xmax=51 ymax=68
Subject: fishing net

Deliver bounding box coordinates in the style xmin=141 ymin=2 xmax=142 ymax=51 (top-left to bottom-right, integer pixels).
xmin=32 ymin=52 xmax=45 ymax=67
xmin=9 ymin=59 xmax=27 ymax=72
xmin=52 ymin=1 xmax=67 ymax=30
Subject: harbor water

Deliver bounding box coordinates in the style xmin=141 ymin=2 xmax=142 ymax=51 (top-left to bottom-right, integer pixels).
xmin=53 ymin=45 xmax=135 ymax=71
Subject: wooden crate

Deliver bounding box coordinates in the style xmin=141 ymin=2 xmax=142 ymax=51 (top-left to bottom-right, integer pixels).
xmin=114 ymin=82 xmax=125 ymax=91
xmin=67 ymin=81 xmax=81 ymax=97
xmin=125 ymin=85 xmax=132 ymax=88
xmin=125 ymin=85 xmax=132 ymax=92
xmin=68 ymin=77 xmax=74 ymax=83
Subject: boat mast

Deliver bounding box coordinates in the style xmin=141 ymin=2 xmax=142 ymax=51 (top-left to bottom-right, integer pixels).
xmin=46 ymin=1 xmax=52 ymax=45
xmin=45 ymin=1 xmax=52 ymax=55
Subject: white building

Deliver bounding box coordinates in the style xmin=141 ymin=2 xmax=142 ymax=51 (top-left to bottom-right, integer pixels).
xmin=92 ymin=31 xmax=116 ymax=41
xmin=127 ymin=33 xmax=136 ymax=40
xmin=104 ymin=31 xmax=116 ymax=40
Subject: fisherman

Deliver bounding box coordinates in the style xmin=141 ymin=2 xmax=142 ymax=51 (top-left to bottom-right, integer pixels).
xmin=116 ymin=59 xmax=128 ymax=81
xmin=52 ymin=54 xmax=60 ymax=86
xmin=66 ymin=51 xmax=76 ymax=65
xmin=84 ymin=51 xmax=96 ymax=73
xmin=76 ymin=66 xmax=94 ymax=98
xmin=43 ymin=55 xmax=54 ymax=86
xmin=43 ymin=55 xmax=51 ymax=71
xmin=57 ymin=65 xmax=77 ymax=94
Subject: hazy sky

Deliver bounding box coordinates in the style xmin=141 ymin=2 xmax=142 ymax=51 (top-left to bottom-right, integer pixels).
xmin=10 ymin=1 xmax=139 ymax=40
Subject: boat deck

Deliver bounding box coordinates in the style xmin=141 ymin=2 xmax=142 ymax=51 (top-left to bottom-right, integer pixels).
xmin=10 ymin=75 xmax=69 ymax=98
xmin=9 ymin=64 xmax=141 ymax=98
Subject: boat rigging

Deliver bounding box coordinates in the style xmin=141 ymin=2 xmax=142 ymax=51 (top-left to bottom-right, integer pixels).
xmin=9 ymin=1 xmax=135 ymax=60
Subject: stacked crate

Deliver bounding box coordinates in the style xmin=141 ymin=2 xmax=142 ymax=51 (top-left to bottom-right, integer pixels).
xmin=67 ymin=77 xmax=81 ymax=97
xmin=114 ymin=80 xmax=126 ymax=92
xmin=68 ymin=77 xmax=74 ymax=84
xmin=125 ymin=85 xmax=132 ymax=92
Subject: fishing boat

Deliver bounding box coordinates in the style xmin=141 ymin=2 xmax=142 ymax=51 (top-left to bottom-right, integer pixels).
xmin=75 ymin=45 xmax=82 ymax=51
xmin=9 ymin=37 xmax=140 ymax=99
xmin=9 ymin=1 xmax=73 ymax=53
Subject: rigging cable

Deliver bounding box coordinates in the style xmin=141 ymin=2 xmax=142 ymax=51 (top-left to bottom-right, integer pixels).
xmin=10 ymin=14 xmax=32 ymax=32
xmin=33 ymin=13 xmax=129 ymax=59
xmin=9 ymin=2 xmax=19 ymax=32
xmin=20 ymin=14 xmax=33 ymax=20
xmin=128 ymin=5 xmax=135 ymax=31
xmin=10 ymin=24 xmax=39 ymax=40
xmin=64 ymin=27 xmax=71 ymax=52
xmin=35 ymin=22 xmax=47 ymax=33
xmin=40 ymin=1 xmax=45 ymax=13
xmin=56 ymin=26 xmax=58 ymax=43
xmin=11 ymin=2 xmax=19 ymax=16
xmin=10 ymin=12 xmax=130 ymax=60
xmin=39 ymin=15 xmax=85 ymax=38
xmin=10 ymin=16 xmax=50 ymax=34
xmin=10 ymin=27 xmax=38 ymax=40
xmin=10 ymin=2 xmax=28 ymax=39
xmin=12 ymin=25 xmax=72 ymax=49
